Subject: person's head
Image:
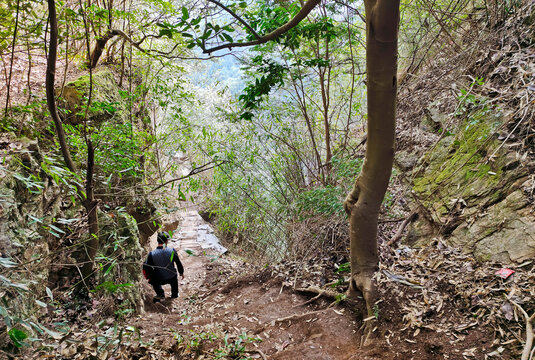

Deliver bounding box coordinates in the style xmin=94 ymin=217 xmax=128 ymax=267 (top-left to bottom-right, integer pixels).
xmin=157 ymin=232 xmax=170 ymax=245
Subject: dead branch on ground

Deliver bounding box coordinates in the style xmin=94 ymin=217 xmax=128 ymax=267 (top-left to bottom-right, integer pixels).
xmin=511 ymin=301 xmax=535 ymax=360
xmin=386 ymin=209 xmax=417 ymax=246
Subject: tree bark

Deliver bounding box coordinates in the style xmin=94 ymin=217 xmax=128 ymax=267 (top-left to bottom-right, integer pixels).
xmin=4 ymin=0 xmax=20 ymax=117
xmin=343 ymin=0 xmax=400 ymax=334
xmin=81 ymin=139 xmax=99 ymax=279
xmin=47 ymin=0 xmax=99 ymax=284
xmin=89 ymin=30 xmax=120 ymax=68
xmin=46 ymin=0 xmax=77 ymax=173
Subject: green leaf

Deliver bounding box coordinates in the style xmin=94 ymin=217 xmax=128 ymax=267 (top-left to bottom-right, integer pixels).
xmin=48 ymin=224 xmax=65 ymax=234
xmin=0 ymin=305 xmax=10 ymax=326
xmin=222 ymin=33 xmax=233 ymax=42
xmin=48 ymin=229 xmax=61 ymax=238
xmin=8 ymin=328 xmax=28 ymax=348
xmin=104 ymin=262 xmax=116 ymax=276
xmin=28 ymin=215 xmax=43 ymax=224
xmin=57 ymin=218 xmax=78 ymax=225
xmin=177 ymin=188 xmax=186 ymax=201
xmin=0 ymin=275 xmax=29 ymax=291
xmin=39 ymin=324 xmax=63 ymax=339
xmin=35 ymin=300 xmax=47 ymax=308
xmin=181 ymin=6 xmax=189 ymax=20
xmin=184 ymin=249 xmax=196 ymax=256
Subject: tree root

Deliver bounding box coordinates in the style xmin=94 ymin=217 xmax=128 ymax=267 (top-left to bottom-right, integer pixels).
xmin=295 ymin=286 xmax=344 ymax=307
xmin=251 ymin=349 xmax=268 ymax=360
xmin=511 ymin=301 xmax=535 ymax=360
xmin=273 ymin=309 xmax=333 ymax=325
xmin=349 ymin=272 xmax=378 ymax=347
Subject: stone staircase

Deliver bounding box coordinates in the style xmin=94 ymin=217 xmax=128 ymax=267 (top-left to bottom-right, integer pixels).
xmin=168 ymin=210 xmax=227 ymax=255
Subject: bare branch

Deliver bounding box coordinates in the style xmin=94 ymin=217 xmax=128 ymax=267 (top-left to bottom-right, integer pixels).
xmin=205 ymin=0 xmax=261 ymax=39
xmin=148 ymin=161 xmax=226 ymax=194
xmin=333 ymin=0 xmax=365 ymax=22
xmin=386 ymin=209 xmax=417 ymax=246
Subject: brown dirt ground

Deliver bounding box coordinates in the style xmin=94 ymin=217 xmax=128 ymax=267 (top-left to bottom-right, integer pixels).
xmin=130 ymin=246 xmax=508 ymax=360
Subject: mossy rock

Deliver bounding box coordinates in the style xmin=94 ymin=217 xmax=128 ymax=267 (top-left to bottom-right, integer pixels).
xmin=409 ymin=109 xmax=535 ymax=263
xmin=59 ymin=70 xmax=127 ymax=125
xmin=97 ymin=209 xmax=143 ymax=312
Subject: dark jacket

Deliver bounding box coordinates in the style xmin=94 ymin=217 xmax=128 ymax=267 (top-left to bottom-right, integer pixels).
xmin=143 ymin=246 xmax=184 ymax=282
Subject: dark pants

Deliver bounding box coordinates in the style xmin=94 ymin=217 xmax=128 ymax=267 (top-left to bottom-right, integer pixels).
xmin=150 ymin=275 xmax=179 ymax=298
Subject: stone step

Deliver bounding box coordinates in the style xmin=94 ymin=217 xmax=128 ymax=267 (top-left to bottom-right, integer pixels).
xmin=180 ymin=240 xmax=200 ymax=247
xmin=178 ymin=231 xmax=197 ymax=238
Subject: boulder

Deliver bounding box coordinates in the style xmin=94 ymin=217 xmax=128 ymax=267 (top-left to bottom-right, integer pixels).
xmin=409 ymin=109 xmax=535 ymax=263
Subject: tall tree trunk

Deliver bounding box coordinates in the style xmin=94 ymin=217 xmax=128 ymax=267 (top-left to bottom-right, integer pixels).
xmin=343 ymin=0 xmax=400 ymax=340
xmin=47 ymin=0 xmax=99 ymax=284
xmin=46 ymin=0 xmax=77 ymax=173
xmin=5 ymin=0 xmax=21 ymax=117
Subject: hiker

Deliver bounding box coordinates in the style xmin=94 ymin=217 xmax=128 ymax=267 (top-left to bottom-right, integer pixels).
xmin=143 ymin=232 xmax=184 ymax=301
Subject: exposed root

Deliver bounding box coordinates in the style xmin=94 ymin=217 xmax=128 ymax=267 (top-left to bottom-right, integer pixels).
xmin=299 ymin=293 xmax=321 ymax=306
xmin=251 ymin=349 xmax=268 ymax=360
xmin=272 ymin=309 xmax=327 ymax=325
xmin=349 ymin=272 xmax=378 ymax=347
xmin=296 ymin=286 xmax=341 ymax=300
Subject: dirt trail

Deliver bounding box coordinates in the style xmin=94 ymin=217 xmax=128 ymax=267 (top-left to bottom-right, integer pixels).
xmin=134 ymin=210 xmax=365 ymax=359
xmin=132 ymin=211 xmax=503 ymax=360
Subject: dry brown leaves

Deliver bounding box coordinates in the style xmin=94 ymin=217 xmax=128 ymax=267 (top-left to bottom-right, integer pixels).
xmin=379 ymin=239 xmax=534 ymax=358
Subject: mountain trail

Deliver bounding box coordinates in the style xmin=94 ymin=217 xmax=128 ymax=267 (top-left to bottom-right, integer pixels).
xmin=132 ymin=209 xmax=364 ymax=359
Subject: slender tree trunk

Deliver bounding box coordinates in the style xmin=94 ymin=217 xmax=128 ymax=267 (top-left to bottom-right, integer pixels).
xmin=5 ymin=0 xmax=20 ymax=117
xmin=48 ymin=0 xmax=100 ymax=283
xmin=82 ymin=139 xmax=99 ymax=278
xmin=79 ymin=0 xmax=100 ymax=282
xmin=46 ymin=0 xmax=77 ymax=173
xmin=344 ymin=0 xmax=400 ymax=338
xmin=286 ymin=52 xmax=324 ymax=183
xmin=319 ymin=66 xmax=332 ymax=176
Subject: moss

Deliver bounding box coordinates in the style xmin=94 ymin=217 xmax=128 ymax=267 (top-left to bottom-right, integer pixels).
xmin=412 ymin=109 xmax=514 ymax=222
xmin=59 ymin=70 xmax=126 ymax=125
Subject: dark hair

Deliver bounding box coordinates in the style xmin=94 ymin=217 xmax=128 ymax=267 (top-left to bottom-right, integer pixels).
xmin=157 ymin=232 xmax=169 ymax=244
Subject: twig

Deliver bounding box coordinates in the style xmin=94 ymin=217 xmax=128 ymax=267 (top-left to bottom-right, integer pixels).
xmin=148 ymin=161 xmax=225 ymax=194
xmin=386 ymin=210 xmax=417 ymax=246
xmin=251 ymin=350 xmax=268 ymax=360
xmin=203 ymin=0 xmax=321 ymax=53
xmin=511 ymin=301 xmax=535 ymax=360
xmin=206 ymin=0 xmax=260 ymax=39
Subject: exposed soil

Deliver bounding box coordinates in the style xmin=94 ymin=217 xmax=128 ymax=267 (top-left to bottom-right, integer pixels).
xmin=126 ymin=210 xmax=515 ymax=360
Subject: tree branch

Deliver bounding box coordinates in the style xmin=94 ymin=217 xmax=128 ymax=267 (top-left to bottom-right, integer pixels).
xmin=386 ymin=209 xmax=417 ymax=246
xmin=148 ymin=161 xmax=226 ymax=194
xmin=202 ymin=0 xmax=321 ymax=53
xmin=205 ymin=0 xmax=260 ymax=39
